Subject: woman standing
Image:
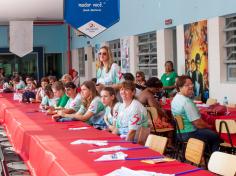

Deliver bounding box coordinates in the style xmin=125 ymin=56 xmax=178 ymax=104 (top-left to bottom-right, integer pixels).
xmin=161 ymin=61 xmax=178 ymax=97
xmin=96 ymin=46 xmax=121 ymax=91
xmin=57 ymin=81 xmax=106 ymax=128
xmin=100 ymin=87 xmax=121 ymax=132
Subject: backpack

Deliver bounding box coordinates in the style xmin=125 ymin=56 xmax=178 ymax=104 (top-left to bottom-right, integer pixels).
xmin=22 ymin=91 xmax=36 ymax=103
xmin=207 ymin=103 xmax=227 ymax=116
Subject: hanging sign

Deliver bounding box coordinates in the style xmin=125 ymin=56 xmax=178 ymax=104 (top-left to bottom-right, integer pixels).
xmin=9 ymin=21 xmax=33 ymax=57
xmin=64 ymin=0 xmax=120 ymax=38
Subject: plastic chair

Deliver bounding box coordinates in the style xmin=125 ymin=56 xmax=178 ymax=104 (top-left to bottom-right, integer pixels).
xmin=208 ymin=151 xmax=236 ymax=176
xmin=206 ymin=98 xmax=217 ymax=106
xmin=145 ymin=134 xmax=168 ymax=154
xmin=185 ymin=138 xmax=205 ymax=166
xmin=215 ymin=119 xmax=236 ymax=154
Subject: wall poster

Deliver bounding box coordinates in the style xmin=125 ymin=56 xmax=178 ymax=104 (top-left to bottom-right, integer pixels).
xmin=120 ymin=37 xmax=130 ymax=73
xmin=184 ymin=20 xmax=209 ymax=101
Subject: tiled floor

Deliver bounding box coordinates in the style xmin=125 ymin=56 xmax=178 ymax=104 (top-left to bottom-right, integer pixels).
xmin=0 ymin=126 xmax=31 ymax=176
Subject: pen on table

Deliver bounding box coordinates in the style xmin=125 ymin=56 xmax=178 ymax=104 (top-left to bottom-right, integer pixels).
xmin=107 ymin=140 xmax=132 ymax=143
xmin=175 ymin=168 xmax=203 ymax=175
xmin=123 ymin=146 xmax=148 ymax=150
xmin=125 ymin=155 xmax=164 ymax=160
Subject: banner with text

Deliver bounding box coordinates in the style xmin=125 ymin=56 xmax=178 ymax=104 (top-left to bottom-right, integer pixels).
xmin=65 ymin=0 xmax=120 ymax=38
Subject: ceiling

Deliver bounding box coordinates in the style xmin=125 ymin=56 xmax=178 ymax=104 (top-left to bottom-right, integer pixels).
xmin=0 ymin=0 xmax=64 ymax=24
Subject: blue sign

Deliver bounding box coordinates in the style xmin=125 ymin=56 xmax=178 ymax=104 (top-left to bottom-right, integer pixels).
xmin=64 ymin=0 xmax=120 ymax=38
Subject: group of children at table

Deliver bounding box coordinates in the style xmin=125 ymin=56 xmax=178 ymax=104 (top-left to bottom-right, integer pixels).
xmin=0 ymin=45 xmax=221 ymax=154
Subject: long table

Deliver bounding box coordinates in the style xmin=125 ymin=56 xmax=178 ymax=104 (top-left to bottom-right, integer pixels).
xmin=0 ymin=93 xmax=214 ymax=176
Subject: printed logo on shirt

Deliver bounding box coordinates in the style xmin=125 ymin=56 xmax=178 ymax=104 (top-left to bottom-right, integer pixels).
xmin=131 ymin=114 xmax=140 ymax=125
xmin=114 ymin=111 xmax=118 ymax=119
xmin=89 ymin=105 xmax=95 ymax=112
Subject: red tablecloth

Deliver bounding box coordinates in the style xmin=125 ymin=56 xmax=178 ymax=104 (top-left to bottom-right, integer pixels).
xmin=0 ymin=93 xmax=214 ymax=176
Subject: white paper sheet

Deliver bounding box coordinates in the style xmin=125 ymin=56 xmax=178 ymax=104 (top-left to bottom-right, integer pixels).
xmin=68 ymin=127 xmax=90 ymax=131
xmin=94 ymin=152 xmax=127 ymax=161
xmin=105 ymin=166 xmax=175 ymax=176
xmin=70 ymin=139 xmax=108 ymax=146
xmin=88 ymin=146 xmax=123 ymax=152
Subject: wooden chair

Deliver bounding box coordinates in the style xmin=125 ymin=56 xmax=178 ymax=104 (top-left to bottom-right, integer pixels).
xmin=185 ymin=138 xmax=205 ymax=166
xmin=146 ymin=107 xmax=174 ymax=135
xmin=134 ymin=127 xmax=151 ymax=145
xmin=208 ymin=151 xmax=236 ymax=176
xmin=215 ymin=119 xmax=236 ymax=154
xmin=173 ymin=115 xmax=186 ymax=160
xmin=145 ymin=134 xmax=168 ymax=154
xmin=206 ymin=98 xmax=217 ymax=106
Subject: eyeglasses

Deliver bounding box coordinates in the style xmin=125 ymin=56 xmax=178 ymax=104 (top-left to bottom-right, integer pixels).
xmin=136 ymin=75 xmax=141 ymax=78
xmin=98 ymin=52 xmax=107 ymax=56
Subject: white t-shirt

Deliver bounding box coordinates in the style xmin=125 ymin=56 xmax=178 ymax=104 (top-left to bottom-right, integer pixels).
xmin=104 ymin=102 xmax=121 ymax=126
xmin=78 ymin=96 xmax=105 ymax=126
xmin=65 ymin=93 xmax=82 ymax=112
xmin=116 ymin=99 xmax=148 ymax=135
xmin=96 ymin=63 xmax=121 ymax=85
xmin=171 ymin=93 xmax=200 ymax=133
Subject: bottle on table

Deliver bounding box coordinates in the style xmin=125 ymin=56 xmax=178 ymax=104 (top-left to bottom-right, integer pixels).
xmin=223 ymin=96 xmax=228 ymax=106
xmin=223 ymin=96 xmax=229 ymax=115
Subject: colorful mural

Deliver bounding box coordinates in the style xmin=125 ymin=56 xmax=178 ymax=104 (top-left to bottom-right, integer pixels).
xmin=184 ymin=20 xmax=209 ymax=101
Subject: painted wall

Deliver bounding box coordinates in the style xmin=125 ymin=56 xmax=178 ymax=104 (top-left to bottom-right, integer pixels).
xmin=71 ymin=0 xmax=236 ymax=48
xmin=208 ymin=17 xmax=236 ymax=104
xmin=0 ymin=25 xmax=68 ymax=53
xmin=70 ymin=1 xmax=236 ymax=104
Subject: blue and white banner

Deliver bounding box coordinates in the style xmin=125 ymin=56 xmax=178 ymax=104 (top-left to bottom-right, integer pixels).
xmin=64 ymin=0 xmax=120 ymax=38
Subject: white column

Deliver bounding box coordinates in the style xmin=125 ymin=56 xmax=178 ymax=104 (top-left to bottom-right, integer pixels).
xmin=128 ymin=36 xmax=139 ymax=75
xmin=156 ymin=29 xmax=174 ymax=78
xmin=82 ymin=46 xmax=93 ymax=82
xmin=71 ymin=48 xmax=79 ymax=71
xmin=176 ymin=25 xmax=185 ymax=75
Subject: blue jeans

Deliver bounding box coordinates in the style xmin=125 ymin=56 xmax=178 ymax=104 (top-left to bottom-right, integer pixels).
xmin=180 ymin=128 xmax=221 ymax=153
xmin=57 ymin=117 xmax=77 ymax=122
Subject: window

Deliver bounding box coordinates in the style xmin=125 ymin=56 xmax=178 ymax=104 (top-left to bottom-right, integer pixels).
xmin=78 ymin=48 xmax=85 ymax=77
xmin=225 ymin=15 xmax=236 ymax=81
xmin=109 ymin=39 xmax=121 ymax=66
xmin=137 ymin=31 xmax=157 ymax=78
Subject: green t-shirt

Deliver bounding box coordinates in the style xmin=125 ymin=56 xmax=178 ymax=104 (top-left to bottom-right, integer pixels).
xmin=171 ymin=94 xmax=200 ymax=133
xmin=57 ymin=93 xmax=69 ymax=107
xmin=161 ymin=71 xmax=178 ymax=95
